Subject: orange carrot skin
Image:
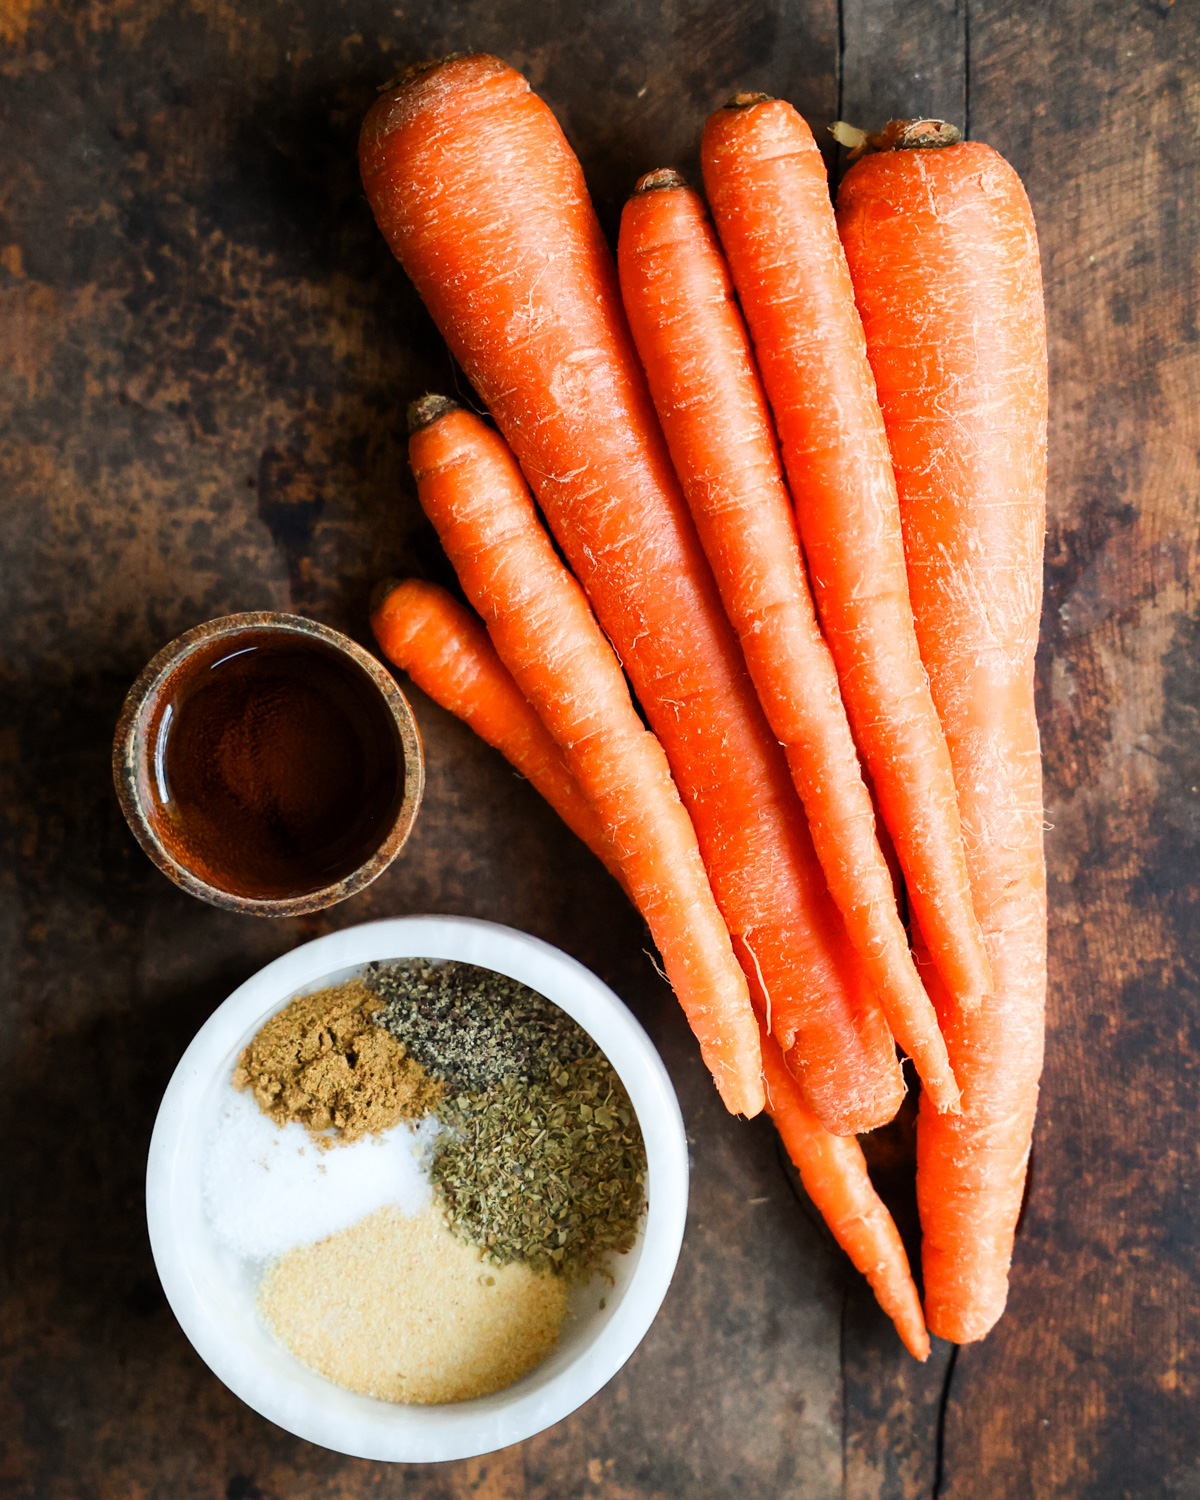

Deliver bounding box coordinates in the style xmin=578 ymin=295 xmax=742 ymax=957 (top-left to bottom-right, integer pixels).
xmin=618 ymin=175 xmax=960 ymax=1115
xmin=370 ymin=578 xmax=622 ymax=881
xmin=360 ymin=55 xmax=903 ymax=1135
xmin=394 ymin=606 xmax=922 ymax=1346
xmin=410 ymin=405 xmax=765 ymax=1116
xmin=760 ymin=1017 xmax=929 ymax=1360
xmin=701 ymin=99 xmax=992 ymax=1009
xmin=838 ymin=142 xmax=1048 ymax=1342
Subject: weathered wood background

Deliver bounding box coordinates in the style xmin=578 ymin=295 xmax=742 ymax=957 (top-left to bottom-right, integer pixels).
xmin=1 ymin=1 xmax=1196 ymax=1496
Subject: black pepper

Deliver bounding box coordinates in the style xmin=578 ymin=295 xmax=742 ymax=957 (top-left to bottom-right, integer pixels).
xmin=369 ymin=959 xmax=592 ymax=1090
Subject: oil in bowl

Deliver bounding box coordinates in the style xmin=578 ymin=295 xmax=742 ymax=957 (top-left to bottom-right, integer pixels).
xmin=114 ymin=613 xmax=424 ymax=915
xmin=147 ymin=630 xmax=404 ymax=900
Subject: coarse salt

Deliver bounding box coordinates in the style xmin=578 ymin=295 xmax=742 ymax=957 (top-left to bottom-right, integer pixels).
xmin=202 ymin=1082 xmax=439 ymax=1261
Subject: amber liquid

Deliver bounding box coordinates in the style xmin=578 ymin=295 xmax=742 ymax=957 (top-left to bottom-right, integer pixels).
xmin=147 ymin=631 xmax=404 ymax=900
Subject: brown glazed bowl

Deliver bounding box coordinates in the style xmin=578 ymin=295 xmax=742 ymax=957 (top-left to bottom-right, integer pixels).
xmin=113 ymin=612 xmax=424 ymax=917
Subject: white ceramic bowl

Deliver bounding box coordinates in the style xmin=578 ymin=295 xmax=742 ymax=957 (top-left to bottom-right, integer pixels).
xmin=146 ymin=915 xmax=689 ymax=1461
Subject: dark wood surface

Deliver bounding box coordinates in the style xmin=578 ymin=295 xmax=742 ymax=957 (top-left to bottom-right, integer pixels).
xmin=1 ymin=2 xmax=1196 ymax=1496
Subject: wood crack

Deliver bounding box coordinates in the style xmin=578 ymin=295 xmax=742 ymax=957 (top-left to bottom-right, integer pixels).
xmin=932 ymin=1342 xmax=961 ymax=1498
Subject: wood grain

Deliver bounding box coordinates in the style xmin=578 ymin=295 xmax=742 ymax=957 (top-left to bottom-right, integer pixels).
xmin=0 ymin=1 xmax=1196 ymax=1496
xmin=838 ymin=0 xmax=965 ymax=131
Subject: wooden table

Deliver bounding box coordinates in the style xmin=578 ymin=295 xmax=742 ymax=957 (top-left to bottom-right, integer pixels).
xmin=1 ymin=2 xmax=1195 ymax=1495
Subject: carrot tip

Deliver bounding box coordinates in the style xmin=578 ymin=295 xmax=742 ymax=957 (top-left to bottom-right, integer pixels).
xmin=632 ymin=167 xmax=687 ymax=196
xmin=408 ymin=393 xmax=459 ymax=435
xmin=722 ymin=90 xmax=773 ymax=110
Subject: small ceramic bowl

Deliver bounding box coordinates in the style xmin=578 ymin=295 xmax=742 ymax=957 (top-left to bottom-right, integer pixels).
xmin=113 ymin=612 xmax=424 ymax=917
xmin=146 ymin=916 xmax=689 ymax=1462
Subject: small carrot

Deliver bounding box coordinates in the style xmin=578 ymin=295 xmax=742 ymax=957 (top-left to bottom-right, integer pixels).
xmin=408 ymin=397 xmax=765 ymax=1117
xmin=701 ymin=94 xmax=992 ymax=1010
xmin=760 ymin=1016 xmax=929 ymax=1360
xmin=370 ymin=577 xmax=622 ymax=882
xmin=360 ymin=54 xmax=903 ymax=1134
xmin=837 ymin=129 xmax=1048 ymax=1342
xmin=618 ymin=169 xmax=959 ymax=1114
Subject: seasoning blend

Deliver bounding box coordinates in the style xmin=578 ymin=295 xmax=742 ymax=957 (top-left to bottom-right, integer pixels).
xmin=201 ymin=961 xmax=648 ymax=1406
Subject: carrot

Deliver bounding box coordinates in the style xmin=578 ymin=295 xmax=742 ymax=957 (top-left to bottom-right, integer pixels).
xmin=387 ymin=592 xmax=926 ymax=1355
xmin=360 ymin=54 xmax=903 ymax=1135
xmin=700 ymin=95 xmax=992 ymax=1010
xmin=760 ymin=1016 xmax=929 ymax=1360
xmin=618 ymin=170 xmax=959 ymax=1115
xmin=408 ymin=397 xmax=765 ymax=1116
xmin=837 ymin=130 xmax=1048 ymax=1342
xmin=370 ymin=576 xmax=623 ymax=882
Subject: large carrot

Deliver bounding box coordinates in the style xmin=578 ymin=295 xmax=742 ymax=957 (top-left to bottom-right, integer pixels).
xmin=701 ymin=96 xmax=992 ymax=1010
xmin=837 ymin=130 xmax=1048 ymax=1342
xmin=370 ymin=577 xmax=622 ymax=882
xmin=618 ymin=170 xmax=959 ymax=1115
xmin=760 ymin=1017 xmax=929 ymax=1360
xmin=360 ymin=54 xmax=903 ymax=1135
xmin=408 ymin=397 xmax=765 ymax=1116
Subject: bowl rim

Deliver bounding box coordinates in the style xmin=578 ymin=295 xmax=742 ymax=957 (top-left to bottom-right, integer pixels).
xmin=112 ymin=612 xmax=425 ymax=917
xmin=145 ymin=915 xmax=689 ymax=1462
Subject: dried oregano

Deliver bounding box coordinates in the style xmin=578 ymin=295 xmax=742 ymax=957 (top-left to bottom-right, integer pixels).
xmin=368 ymin=959 xmax=648 ymax=1280
xmin=431 ymin=1050 xmax=647 ymax=1282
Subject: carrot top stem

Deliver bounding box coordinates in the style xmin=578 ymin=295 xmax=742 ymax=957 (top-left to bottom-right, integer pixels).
xmin=830 ymin=118 xmax=962 ymax=161
xmin=369 ymin=575 xmax=403 ymax=616
xmin=409 ymin=393 xmax=460 ymax=434
xmin=384 ymin=54 xmax=470 ymax=91
xmin=634 ymin=168 xmax=687 ymax=195
xmin=724 ymin=91 xmax=773 ymax=109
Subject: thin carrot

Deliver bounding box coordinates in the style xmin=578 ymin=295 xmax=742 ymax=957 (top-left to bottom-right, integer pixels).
xmin=760 ymin=1016 xmax=930 ymax=1360
xmin=408 ymin=397 xmax=765 ymax=1116
xmin=370 ymin=577 xmax=623 ymax=882
xmin=360 ymin=54 xmax=903 ymax=1135
xmin=837 ymin=130 xmax=1047 ymax=1342
xmin=618 ymin=170 xmax=959 ymax=1114
xmin=701 ymin=95 xmax=992 ymax=1010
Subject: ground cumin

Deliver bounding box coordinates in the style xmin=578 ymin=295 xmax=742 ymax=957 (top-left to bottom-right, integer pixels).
xmin=233 ymin=977 xmax=442 ymax=1143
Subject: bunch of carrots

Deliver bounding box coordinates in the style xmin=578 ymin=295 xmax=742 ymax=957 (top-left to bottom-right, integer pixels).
xmin=359 ymin=57 xmax=1048 ymax=1357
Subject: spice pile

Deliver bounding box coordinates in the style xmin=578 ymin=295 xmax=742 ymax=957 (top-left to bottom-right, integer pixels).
xmin=201 ymin=960 xmax=646 ymax=1405
xmin=233 ymin=975 xmax=442 ymax=1139
xmin=372 ymin=960 xmax=646 ymax=1281
xmin=259 ymin=1205 xmax=567 ymax=1405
